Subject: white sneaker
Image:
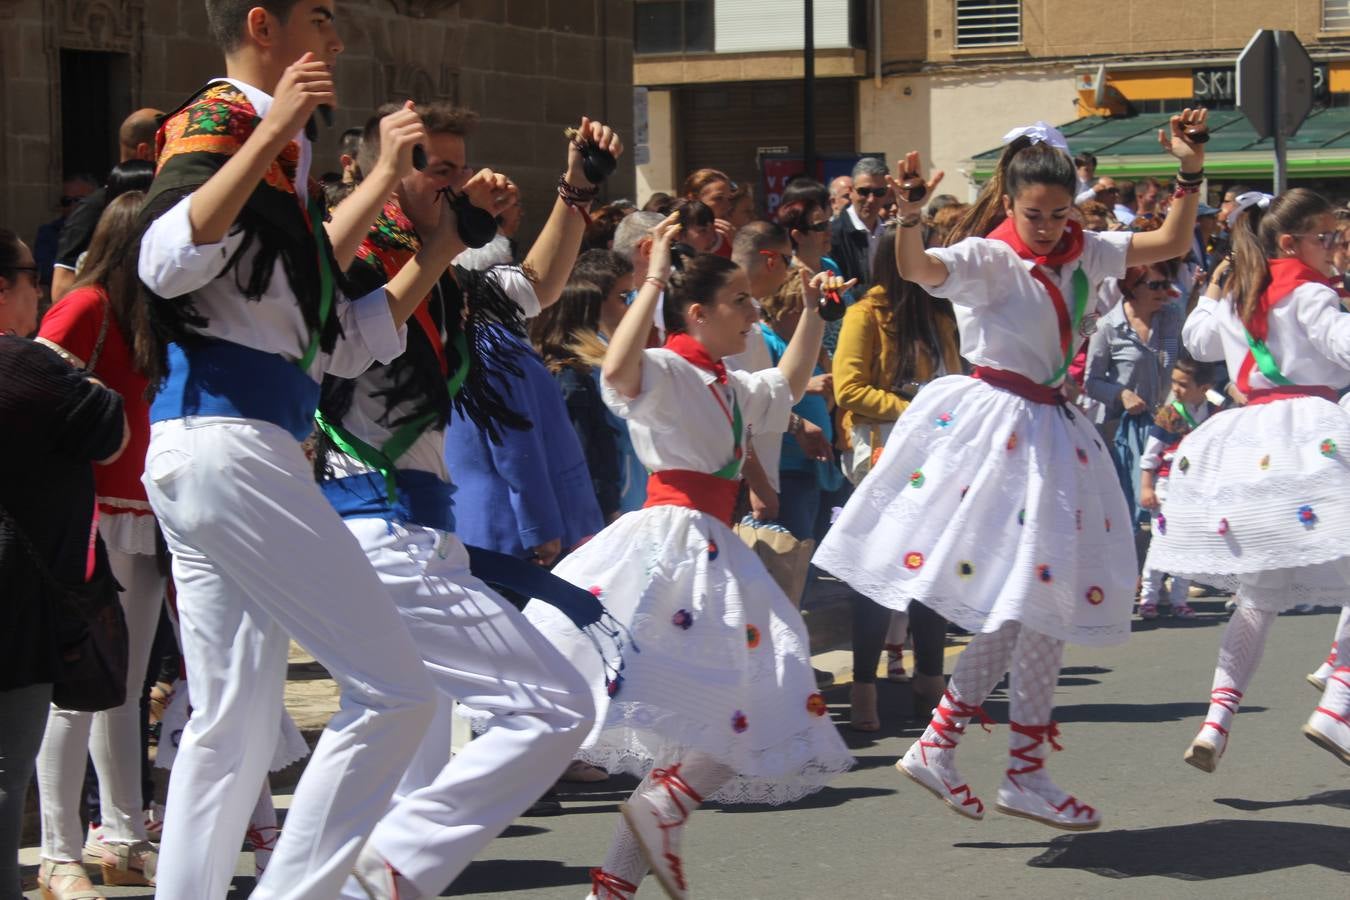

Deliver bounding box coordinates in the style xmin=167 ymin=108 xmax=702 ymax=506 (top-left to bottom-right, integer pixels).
xmin=897 ymin=740 xmax=984 ymax=820
xmin=1303 ymin=708 xmax=1350 ymax=766
xmin=1184 ymin=721 xmax=1229 ymax=773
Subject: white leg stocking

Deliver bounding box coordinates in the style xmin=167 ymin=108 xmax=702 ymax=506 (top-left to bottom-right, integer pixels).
xmin=1187 ymin=598 xmax=1276 ymax=772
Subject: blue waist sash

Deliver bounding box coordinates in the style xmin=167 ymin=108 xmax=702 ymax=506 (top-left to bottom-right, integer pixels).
xmin=150 ymin=340 xmax=320 ymax=441
xmin=321 ymin=469 xmax=456 ymax=534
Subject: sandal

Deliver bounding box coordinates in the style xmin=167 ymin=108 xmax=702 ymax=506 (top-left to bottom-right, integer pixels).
xmin=1138 ymin=603 xmax=1159 ymax=620
xmin=95 ymin=840 xmax=157 ymax=887
xmin=38 ymin=860 xmax=105 ymax=900
xmin=1171 ymin=603 xmax=1197 ymax=619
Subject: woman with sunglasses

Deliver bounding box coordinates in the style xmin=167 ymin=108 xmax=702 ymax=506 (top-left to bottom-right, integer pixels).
xmin=1147 ymin=188 xmax=1350 ymax=772
xmin=1084 ymin=263 xmax=1184 ymax=537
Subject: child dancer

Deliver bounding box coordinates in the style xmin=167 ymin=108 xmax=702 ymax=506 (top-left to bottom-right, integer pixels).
xmin=525 ymin=219 xmax=854 ymax=900
xmin=1137 ymin=354 xmax=1219 ymax=620
xmin=135 ymin=3 xmax=473 ymax=894
xmin=1145 ymin=189 xmax=1350 ymax=771
xmin=815 ymin=112 xmax=1209 ymax=830
xmin=313 ymin=107 xmax=615 ymax=899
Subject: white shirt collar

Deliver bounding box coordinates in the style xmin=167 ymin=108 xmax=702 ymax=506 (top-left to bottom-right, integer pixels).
xmin=846 ymin=204 xmax=884 ymax=238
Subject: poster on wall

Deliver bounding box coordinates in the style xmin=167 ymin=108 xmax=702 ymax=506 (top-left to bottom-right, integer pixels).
xmin=760 ymin=153 xmax=884 ymax=215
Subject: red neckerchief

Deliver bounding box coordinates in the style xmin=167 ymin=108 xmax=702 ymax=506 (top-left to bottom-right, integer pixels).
xmin=1248 ymin=258 xmax=1331 ymax=341
xmin=988 ymin=218 xmax=1087 ymax=367
xmin=1236 ymin=258 xmax=1332 ymax=393
xmin=665 ymin=332 xmax=727 ymax=384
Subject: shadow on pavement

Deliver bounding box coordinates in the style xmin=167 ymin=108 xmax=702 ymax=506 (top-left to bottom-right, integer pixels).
xmin=715 ymin=784 xmax=897 ymax=813
xmin=451 ymin=858 xmax=593 ymax=894
xmin=1018 ymin=819 xmax=1350 ymax=879
xmin=1214 ymin=789 xmax=1350 ymax=813
xmin=980 ymin=701 xmax=1267 ymax=725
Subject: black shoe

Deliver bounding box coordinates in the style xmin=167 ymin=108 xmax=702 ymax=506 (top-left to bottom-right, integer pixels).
xmin=813 ymin=668 xmax=835 ymax=689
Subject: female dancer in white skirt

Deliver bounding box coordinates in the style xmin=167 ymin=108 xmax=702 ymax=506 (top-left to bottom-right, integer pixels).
xmin=524 ymin=216 xmax=854 ymax=900
xmin=1145 ymin=188 xmax=1350 ymax=770
xmin=815 ymin=112 xmax=1209 ymax=831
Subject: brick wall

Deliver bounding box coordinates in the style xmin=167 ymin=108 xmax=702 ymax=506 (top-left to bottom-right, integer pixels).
xmin=0 ymin=0 xmax=635 ymax=255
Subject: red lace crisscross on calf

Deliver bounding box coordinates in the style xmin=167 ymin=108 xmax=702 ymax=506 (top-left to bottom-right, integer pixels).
xmin=1327 ymin=666 xmax=1350 ymax=691
xmin=1327 ymin=643 xmax=1340 ymax=667
xmin=590 ymin=867 xmax=638 ymax=900
xmin=245 ymin=825 xmax=279 ymax=853
xmin=921 ymin=691 xmax=995 ymax=759
xmin=647 ymin=765 xmax=703 ymax=892
xmin=1006 ymin=721 xmax=1064 ymax=780
xmin=1201 ymin=686 xmax=1243 ymax=736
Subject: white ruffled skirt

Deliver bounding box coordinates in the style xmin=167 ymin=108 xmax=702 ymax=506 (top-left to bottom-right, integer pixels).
xmin=1144 ymin=395 xmax=1350 ymax=610
xmin=523 ymin=505 xmax=853 ymax=806
xmin=815 ymin=374 xmax=1137 ymax=646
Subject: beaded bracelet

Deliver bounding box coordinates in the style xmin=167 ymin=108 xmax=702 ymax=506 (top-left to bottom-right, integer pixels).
xmin=1173 ymin=183 xmax=1201 ymax=200
xmin=557 ymin=175 xmax=600 ymax=224
xmin=898 ymin=213 xmax=922 ymax=229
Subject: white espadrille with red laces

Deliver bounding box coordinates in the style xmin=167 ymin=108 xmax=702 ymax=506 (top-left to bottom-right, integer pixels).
xmin=1304 ymin=665 xmax=1350 ymax=766
xmin=995 ymin=721 xmax=1101 ymax=832
xmin=896 ymin=690 xmax=991 ymax=821
xmin=352 ymin=842 xmax=412 ymax=900
xmin=585 ymin=867 xmax=638 ymax=900
xmin=1308 ymin=643 xmax=1337 ymax=692
xmin=620 ymin=765 xmax=701 ymax=900
xmin=1185 ymin=686 xmax=1240 ymax=773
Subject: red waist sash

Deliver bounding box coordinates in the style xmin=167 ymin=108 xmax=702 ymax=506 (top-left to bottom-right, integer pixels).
xmin=972 ymin=366 xmax=1064 ymax=406
xmin=644 ymin=469 xmax=740 ymax=525
xmin=1245 ymin=385 xmax=1337 ymax=406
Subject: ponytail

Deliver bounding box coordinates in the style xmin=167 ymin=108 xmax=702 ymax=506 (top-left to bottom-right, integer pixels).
xmin=1228 ymin=187 xmax=1332 ymax=330
xmin=946 ymin=137 xmax=1076 ymax=245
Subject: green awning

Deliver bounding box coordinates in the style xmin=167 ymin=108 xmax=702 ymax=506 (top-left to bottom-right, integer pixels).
xmin=968 ymin=108 xmax=1350 ymax=180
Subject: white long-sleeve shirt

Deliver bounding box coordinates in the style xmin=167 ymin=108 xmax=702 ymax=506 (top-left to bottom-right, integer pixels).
xmin=137 ymin=78 xmax=406 ymax=380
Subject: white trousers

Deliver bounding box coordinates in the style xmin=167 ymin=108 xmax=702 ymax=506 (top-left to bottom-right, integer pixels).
xmin=335 ymin=518 xmax=593 ymax=898
xmin=37 ymin=539 xmax=164 ymax=860
xmin=142 ymin=418 xmax=435 ymax=900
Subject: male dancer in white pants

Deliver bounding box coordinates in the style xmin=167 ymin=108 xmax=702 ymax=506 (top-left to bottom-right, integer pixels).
xmin=136 ymin=2 xmax=510 ymax=896
xmin=314 ymin=103 xmax=621 ymax=898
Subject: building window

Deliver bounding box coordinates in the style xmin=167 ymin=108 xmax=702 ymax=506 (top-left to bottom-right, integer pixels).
xmin=955 ymin=0 xmax=1022 ymax=48
xmin=1326 ymin=1 xmax=1350 ymax=31
xmin=635 ymin=0 xmax=714 ymax=55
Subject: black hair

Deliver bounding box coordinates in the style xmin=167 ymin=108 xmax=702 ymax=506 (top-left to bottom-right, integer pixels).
xmin=780 ymin=178 xmax=829 ymax=211
xmin=206 ymin=0 xmax=303 ymax=52
xmin=106 ymin=160 xmax=155 ymax=201
xmin=664 ymin=253 xmax=739 ymax=335
xmin=869 ymin=224 xmax=957 ymax=380
xmin=1173 ymin=352 xmax=1214 ymax=385
xmin=948 ymin=137 xmax=1077 ymax=243
xmin=0 ymin=228 xmax=24 ymax=282
xmin=571 ymin=248 xmax=634 ymax=301
xmin=674 ymin=198 xmax=714 ymax=229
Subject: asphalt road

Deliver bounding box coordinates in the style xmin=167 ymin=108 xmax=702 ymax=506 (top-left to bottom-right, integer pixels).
xmin=27 ymin=598 xmax=1350 ymax=899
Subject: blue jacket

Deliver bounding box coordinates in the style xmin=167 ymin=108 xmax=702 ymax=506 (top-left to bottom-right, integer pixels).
xmin=444 ymin=325 xmax=603 ymax=557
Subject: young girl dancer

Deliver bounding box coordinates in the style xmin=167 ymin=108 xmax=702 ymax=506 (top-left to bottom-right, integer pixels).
xmin=815 ymin=112 xmax=1208 ymax=830
xmin=1146 ymin=189 xmax=1350 ymax=770
xmin=525 ymin=218 xmax=854 ymax=900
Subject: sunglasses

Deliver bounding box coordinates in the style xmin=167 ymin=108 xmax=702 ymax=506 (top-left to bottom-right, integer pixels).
xmin=855 ymin=187 xmax=888 ymax=199
xmin=1295 ymin=231 xmax=1348 ymax=249
xmin=1141 ymin=279 xmax=1171 ymax=291
xmin=800 ymin=220 xmax=830 ymax=233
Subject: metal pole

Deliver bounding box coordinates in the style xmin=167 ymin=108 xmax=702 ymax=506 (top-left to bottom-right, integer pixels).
xmin=1273 ymin=33 xmax=1287 ymax=194
xmin=804 ymin=0 xmax=816 ymax=178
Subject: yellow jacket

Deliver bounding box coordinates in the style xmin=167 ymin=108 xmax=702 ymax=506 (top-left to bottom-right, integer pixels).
xmin=832 ymin=286 xmax=961 ymax=434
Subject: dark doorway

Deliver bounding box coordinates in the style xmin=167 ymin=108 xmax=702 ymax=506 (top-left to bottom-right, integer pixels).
xmin=60 ymin=48 xmax=132 ymax=181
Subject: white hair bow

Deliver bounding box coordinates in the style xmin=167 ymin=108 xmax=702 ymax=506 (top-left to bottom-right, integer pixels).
xmin=1228 ymin=191 xmax=1274 ymax=227
xmin=1002 ymin=121 xmax=1072 ymax=156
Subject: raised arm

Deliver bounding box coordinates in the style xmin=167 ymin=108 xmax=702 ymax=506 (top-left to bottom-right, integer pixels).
xmin=1126 ymin=109 xmax=1208 ymax=267
xmin=888 ymin=151 xmax=950 ymax=287
xmin=778 ymin=269 xmax=853 ymax=402
xmin=324 ymin=102 xmax=426 ymax=269
xmin=189 ymin=54 xmax=333 ymax=245
xmin=381 ymin=168 xmax=512 ymax=327
xmin=523 ymin=116 xmax=624 ymax=309
xmin=602 ymin=213 xmax=680 ymax=398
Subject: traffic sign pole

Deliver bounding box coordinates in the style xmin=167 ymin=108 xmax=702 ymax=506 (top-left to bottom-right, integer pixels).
xmin=1274 ymin=38 xmax=1288 ymax=193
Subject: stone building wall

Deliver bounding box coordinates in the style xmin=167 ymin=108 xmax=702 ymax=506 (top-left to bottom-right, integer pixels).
xmin=0 ymin=0 xmax=635 ymax=251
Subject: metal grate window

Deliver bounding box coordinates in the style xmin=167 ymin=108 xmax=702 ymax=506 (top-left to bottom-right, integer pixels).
xmin=955 ymin=0 xmax=1022 ymax=48
xmin=635 ymin=0 xmax=714 ymax=55
xmin=1326 ymin=0 xmax=1350 ymax=31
